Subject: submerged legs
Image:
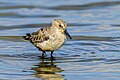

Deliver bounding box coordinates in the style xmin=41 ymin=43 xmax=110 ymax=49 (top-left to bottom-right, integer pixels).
xmin=40 ymin=51 xmax=54 ymax=58
xmin=51 ymin=51 xmax=54 ymax=58
xmin=42 ymin=51 xmax=46 ymax=57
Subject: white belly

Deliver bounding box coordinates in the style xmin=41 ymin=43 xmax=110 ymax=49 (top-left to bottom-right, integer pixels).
xmin=36 ymin=33 xmax=66 ymax=51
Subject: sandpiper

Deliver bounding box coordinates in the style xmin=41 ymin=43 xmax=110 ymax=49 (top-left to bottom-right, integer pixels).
xmin=23 ymin=19 xmax=72 ymax=57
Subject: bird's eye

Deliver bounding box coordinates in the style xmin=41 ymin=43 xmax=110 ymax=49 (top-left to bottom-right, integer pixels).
xmin=59 ymin=25 xmax=62 ymax=27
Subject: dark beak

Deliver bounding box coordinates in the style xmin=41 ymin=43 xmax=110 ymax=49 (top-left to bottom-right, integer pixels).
xmin=64 ymin=29 xmax=72 ymax=39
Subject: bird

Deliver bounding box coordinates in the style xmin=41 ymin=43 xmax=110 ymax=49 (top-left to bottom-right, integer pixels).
xmin=23 ymin=19 xmax=72 ymax=58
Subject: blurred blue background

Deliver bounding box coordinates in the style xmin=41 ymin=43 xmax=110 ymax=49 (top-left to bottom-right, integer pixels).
xmin=0 ymin=0 xmax=120 ymax=80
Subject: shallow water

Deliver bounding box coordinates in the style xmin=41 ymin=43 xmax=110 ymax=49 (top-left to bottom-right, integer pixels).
xmin=0 ymin=0 xmax=120 ymax=80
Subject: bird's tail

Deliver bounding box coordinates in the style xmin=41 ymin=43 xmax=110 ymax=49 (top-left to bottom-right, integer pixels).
xmin=23 ymin=33 xmax=31 ymax=40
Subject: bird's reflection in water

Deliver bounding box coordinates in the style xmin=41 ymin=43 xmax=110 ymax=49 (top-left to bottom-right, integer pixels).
xmin=32 ymin=57 xmax=64 ymax=80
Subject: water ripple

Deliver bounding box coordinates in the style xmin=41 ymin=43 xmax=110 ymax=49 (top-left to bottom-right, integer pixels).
xmin=43 ymin=1 xmax=120 ymax=10
xmin=0 ymin=0 xmax=120 ymax=80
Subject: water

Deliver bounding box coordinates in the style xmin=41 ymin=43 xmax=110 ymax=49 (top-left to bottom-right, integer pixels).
xmin=0 ymin=0 xmax=120 ymax=80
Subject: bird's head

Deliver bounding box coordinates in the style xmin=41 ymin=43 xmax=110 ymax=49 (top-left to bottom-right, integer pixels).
xmin=52 ymin=19 xmax=72 ymax=39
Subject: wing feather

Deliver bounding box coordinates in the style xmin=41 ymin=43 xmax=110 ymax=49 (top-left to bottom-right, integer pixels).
xmin=30 ymin=28 xmax=49 ymax=44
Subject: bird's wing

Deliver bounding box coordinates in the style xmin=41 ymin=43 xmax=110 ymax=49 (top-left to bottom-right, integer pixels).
xmin=30 ymin=28 xmax=50 ymax=44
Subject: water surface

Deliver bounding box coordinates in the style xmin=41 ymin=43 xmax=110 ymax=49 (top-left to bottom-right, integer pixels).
xmin=0 ymin=0 xmax=120 ymax=80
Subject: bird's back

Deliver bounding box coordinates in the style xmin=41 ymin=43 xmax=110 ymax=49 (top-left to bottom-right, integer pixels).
xmin=23 ymin=27 xmax=50 ymax=49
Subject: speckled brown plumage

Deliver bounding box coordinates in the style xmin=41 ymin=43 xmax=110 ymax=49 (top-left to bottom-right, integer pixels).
xmin=23 ymin=19 xmax=72 ymax=58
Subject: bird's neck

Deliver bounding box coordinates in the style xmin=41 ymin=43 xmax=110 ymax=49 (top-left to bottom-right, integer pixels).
xmin=50 ymin=26 xmax=61 ymax=32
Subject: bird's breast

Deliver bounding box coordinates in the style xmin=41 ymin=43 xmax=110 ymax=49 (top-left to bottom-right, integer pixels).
xmin=50 ymin=32 xmax=67 ymax=50
xmin=36 ymin=31 xmax=67 ymax=51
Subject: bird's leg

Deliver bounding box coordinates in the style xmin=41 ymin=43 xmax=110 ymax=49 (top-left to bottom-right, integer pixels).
xmin=51 ymin=51 xmax=54 ymax=58
xmin=42 ymin=51 xmax=45 ymax=58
